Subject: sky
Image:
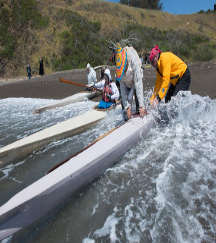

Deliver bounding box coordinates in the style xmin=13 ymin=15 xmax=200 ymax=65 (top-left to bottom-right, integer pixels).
xmin=161 ymin=0 xmax=215 ymax=15
xmin=108 ymin=0 xmax=216 ymax=15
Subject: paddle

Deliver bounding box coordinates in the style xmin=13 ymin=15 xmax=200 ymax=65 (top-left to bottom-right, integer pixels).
xmin=59 ymin=78 xmax=102 ymax=93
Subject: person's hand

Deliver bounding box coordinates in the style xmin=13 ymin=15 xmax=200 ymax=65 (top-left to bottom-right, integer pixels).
xmin=93 ymin=88 xmax=97 ymax=94
xmin=139 ymin=107 xmax=145 ymax=118
xmin=144 ymin=107 xmax=148 ymax=114
xmin=127 ymin=107 xmax=131 ymax=120
xmin=140 ymin=107 xmax=148 ymax=118
xmin=152 ymin=98 xmax=159 ymax=107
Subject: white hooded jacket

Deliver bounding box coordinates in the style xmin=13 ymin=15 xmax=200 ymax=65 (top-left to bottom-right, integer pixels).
xmin=87 ymin=66 xmax=97 ymax=85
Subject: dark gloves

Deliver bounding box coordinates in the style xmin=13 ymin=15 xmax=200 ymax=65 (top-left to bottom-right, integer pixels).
xmin=106 ymin=93 xmax=112 ymax=102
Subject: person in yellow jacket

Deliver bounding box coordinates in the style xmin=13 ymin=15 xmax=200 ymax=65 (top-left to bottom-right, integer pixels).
xmin=149 ymin=46 xmax=191 ymax=107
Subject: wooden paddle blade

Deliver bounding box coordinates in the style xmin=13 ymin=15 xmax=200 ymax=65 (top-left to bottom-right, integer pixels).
xmin=59 ymin=78 xmax=102 ymax=92
xmin=59 ymin=78 xmax=87 ymax=88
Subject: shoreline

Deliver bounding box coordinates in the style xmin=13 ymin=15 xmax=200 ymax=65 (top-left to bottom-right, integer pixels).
xmin=0 ymin=61 xmax=216 ymax=100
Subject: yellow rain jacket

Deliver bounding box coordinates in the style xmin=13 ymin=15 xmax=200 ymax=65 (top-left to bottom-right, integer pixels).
xmin=150 ymin=52 xmax=187 ymax=103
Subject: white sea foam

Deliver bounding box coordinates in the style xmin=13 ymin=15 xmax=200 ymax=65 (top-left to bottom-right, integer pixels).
xmin=0 ymin=92 xmax=216 ymax=243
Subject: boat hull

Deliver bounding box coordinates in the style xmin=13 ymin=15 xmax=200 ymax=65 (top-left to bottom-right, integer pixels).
xmin=0 ymin=114 xmax=155 ymax=241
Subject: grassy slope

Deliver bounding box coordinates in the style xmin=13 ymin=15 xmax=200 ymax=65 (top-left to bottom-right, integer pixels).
xmin=1 ymin=0 xmax=216 ymax=77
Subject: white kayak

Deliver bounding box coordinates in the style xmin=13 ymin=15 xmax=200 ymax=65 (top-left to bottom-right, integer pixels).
xmin=0 ymin=113 xmax=155 ymax=241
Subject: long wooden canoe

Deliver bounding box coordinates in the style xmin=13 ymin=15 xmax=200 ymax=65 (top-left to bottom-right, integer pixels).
xmin=0 ymin=113 xmax=155 ymax=241
xmin=32 ymin=66 xmax=103 ymax=114
xmin=0 ymin=109 xmax=106 ymax=167
xmin=0 ymin=102 xmax=121 ymax=167
xmin=31 ymin=90 xmax=101 ymax=114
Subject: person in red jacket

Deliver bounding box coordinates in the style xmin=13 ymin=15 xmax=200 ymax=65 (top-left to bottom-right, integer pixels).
xmin=149 ymin=46 xmax=191 ymax=107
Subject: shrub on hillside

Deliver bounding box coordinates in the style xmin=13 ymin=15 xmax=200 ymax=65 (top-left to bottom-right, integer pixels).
xmin=59 ymin=30 xmax=70 ymax=40
xmin=0 ymin=7 xmax=16 ymax=57
xmin=192 ymin=44 xmax=215 ymax=61
xmin=63 ymin=62 xmax=73 ymax=70
xmin=205 ymin=9 xmax=213 ymax=14
xmin=54 ymin=10 xmax=110 ymax=71
xmin=56 ymin=18 xmax=213 ymax=68
xmin=0 ymin=0 xmax=49 ymax=60
xmin=122 ymin=22 xmax=213 ymax=62
xmin=94 ymin=22 xmax=101 ymax=31
xmin=193 ymin=35 xmax=209 ymax=44
xmin=198 ymin=10 xmax=205 ymax=14
xmin=11 ymin=0 xmax=49 ymax=29
xmin=36 ymin=15 xmax=49 ymax=29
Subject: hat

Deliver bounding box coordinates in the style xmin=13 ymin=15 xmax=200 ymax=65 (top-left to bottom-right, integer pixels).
xmin=104 ymin=68 xmax=112 ymax=82
xmin=116 ymin=44 xmax=127 ymax=81
xmin=149 ymin=46 xmax=161 ymax=62
xmin=87 ymin=63 xmax=90 ymax=69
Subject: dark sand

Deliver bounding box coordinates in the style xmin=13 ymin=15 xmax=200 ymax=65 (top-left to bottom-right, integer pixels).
xmin=0 ymin=61 xmax=216 ymax=101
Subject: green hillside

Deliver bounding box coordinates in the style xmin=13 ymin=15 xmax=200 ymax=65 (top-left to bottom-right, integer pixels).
xmin=0 ymin=0 xmax=216 ymax=78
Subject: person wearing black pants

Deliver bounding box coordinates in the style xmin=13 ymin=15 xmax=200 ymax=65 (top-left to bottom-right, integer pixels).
xmin=165 ymin=68 xmax=191 ymax=103
xmin=148 ymin=45 xmax=191 ymax=108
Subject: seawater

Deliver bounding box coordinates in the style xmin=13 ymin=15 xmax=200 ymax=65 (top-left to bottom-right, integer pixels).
xmin=0 ymin=92 xmax=216 ymax=243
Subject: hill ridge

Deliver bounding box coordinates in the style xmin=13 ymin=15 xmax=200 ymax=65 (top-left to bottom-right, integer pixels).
xmin=0 ymin=0 xmax=216 ymax=78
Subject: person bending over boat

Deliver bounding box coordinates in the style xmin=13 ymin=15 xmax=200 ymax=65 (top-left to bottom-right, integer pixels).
xmin=94 ymin=69 xmax=119 ymax=109
xmin=116 ymin=43 xmax=145 ymax=120
xmin=149 ymin=45 xmax=191 ymax=108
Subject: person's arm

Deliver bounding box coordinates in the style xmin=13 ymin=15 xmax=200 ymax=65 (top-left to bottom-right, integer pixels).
xmin=156 ymin=58 xmax=171 ymax=101
xmin=94 ymin=80 xmax=104 ymax=89
xmin=150 ymin=57 xmax=171 ymax=105
xmin=110 ymin=83 xmax=120 ymax=100
xmin=150 ymin=73 xmax=162 ymax=104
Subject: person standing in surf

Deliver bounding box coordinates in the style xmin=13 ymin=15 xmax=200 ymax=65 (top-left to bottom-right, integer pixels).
xmin=149 ymin=45 xmax=191 ymax=107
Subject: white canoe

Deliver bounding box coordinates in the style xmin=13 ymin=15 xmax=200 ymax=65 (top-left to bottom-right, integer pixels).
xmin=0 ymin=109 xmax=106 ymax=167
xmin=0 ymin=113 xmax=155 ymax=241
xmin=32 ymin=90 xmax=101 ymax=114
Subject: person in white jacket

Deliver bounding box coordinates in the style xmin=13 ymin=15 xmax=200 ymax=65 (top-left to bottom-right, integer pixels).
xmin=116 ymin=44 xmax=145 ymax=120
xmin=87 ymin=63 xmax=97 ymax=85
xmin=94 ymin=68 xmax=119 ymax=109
